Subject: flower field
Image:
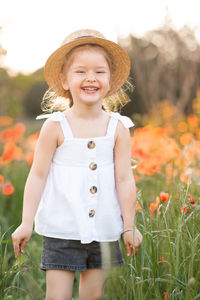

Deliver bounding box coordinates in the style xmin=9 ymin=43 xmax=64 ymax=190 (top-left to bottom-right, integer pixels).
xmin=1 ymin=93 xmax=200 ymax=299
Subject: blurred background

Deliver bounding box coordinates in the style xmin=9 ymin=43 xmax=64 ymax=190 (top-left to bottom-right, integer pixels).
xmin=1 ymin=0 xmax=200 ymax=119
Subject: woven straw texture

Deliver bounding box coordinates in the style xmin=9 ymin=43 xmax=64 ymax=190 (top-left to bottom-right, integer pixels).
xmin=44 ymin=29 xmax=130 ymax=98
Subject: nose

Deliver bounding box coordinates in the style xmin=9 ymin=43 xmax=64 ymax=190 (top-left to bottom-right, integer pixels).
xmin=85 ymin=71 xmax=96 ymax=82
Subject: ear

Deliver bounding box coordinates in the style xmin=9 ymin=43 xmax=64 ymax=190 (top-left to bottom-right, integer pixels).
xmin=59 ymin=73 xmax=69 ymax=91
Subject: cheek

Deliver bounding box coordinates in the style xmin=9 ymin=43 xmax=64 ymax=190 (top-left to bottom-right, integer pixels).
xmin=68 ymin=76 xmax=80 ymax=88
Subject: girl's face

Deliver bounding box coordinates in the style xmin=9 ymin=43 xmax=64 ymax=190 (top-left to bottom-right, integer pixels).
xmin=60 ymin=45 xmax=111 ymax=106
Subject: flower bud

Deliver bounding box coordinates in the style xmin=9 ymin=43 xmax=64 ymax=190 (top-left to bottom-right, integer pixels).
xmin=188 ymin=277 xmax=195 ymax=288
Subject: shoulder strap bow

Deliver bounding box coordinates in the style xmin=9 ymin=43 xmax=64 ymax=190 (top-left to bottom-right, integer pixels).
xmin=110 ymin=112 xmax=134 ymax=128
xmin=36 ymin=111 xmax=64 ymax=121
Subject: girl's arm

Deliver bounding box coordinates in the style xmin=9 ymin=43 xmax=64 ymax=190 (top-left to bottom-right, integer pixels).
xmin=114 ymin=121 xmax=142 ymax=257
xmin=114 ymin=121 xmax=136 ymax=230
xmin=12 ymin=119 xmax=60 ymax=257
xmin=21 ymin=119 xmax=59 ymax=227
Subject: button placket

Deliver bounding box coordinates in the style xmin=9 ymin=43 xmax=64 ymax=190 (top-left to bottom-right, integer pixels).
xmin=87 ymin=140 xmax=98 ymax=220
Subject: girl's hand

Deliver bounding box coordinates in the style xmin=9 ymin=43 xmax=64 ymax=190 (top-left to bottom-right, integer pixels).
xmin=122 ymin=227 xmax=143 ymax=258
xmin=11 ymin=224 xmax=33 ymax=258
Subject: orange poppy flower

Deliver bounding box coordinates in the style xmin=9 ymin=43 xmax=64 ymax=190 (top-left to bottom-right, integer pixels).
xmin=188 ymin=114 xmax=198 ymax=129
xmin=1 ymin=123 xmax=26 ymax=143
xmin=150 ymin=203 xmax=157 ymax=216
xmin=180 ymin=173 xmax=190 ymax=185
xmin=1 ymin=142 xmax=22 ymax=165
xmin=0 ymin=174 xmax=4 ymax=185
xmin=178 ymin=121 xmax=188 ymax=133
xmin=131 ymin=126 xmax=180 ymax=176
xmin=136 ymin=203 xmax=142 ymax=213
xmin=149 ymin=196 xmax=160 ymax=215
xmin=2 ymin=181 xmax=15 ymax=195
xmin=180 ymin=133 xmax=193 ymax=146
xmin=160 ymin=192 xmax=169 ymax=203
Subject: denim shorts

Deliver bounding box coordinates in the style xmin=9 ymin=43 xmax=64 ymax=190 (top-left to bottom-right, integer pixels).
xmin=40 ymin=236 xmax=124 ymax=271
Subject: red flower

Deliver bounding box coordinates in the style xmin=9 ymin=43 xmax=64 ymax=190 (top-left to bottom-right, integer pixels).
xmin=188 ymin=193 xmax=195 ymax=204
xmin=160 ymin=192 xmax=169 ymax=203
xmin=181 ymin=206 xmax=190 ymax=214
xmin=163 ymin=292 xmax=169 ymax=299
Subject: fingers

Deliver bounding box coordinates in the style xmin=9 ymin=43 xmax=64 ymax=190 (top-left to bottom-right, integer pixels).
xmin=11 ymin=225 xmax=32 ymax=259
xmin=20 ymin=239 xmax=28 ymax=255
xmin=12 ymin=239 xmax=27 ymax=258
xmin=126 ymin=244 xmax=139 ymax=258
xmin=11 ymin=234 xmax=27 ymax=258
xmin=124 ymin=228 xmax=143 ymax=258
xmin=125 ymin=240 xmax=142 ymax=258
xmin=125 ymin=244 xmax=132 ymax=257
xmin=12 ymin=236 xmax=20 ymax=258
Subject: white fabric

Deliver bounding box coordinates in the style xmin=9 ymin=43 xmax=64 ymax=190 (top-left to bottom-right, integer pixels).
xmin=34 ymin=111 xmax=134 ymax=243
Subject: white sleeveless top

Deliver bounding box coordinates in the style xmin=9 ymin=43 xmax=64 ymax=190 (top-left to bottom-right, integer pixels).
xmin=34 ymin=111 xmax=134 ymax=244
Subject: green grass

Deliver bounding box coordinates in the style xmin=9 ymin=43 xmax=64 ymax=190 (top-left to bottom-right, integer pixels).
xmin=103 ymin=174 xmax=200 ymax=299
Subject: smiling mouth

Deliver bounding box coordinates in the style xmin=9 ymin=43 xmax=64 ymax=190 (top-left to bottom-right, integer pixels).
xmin=82 ymin=87 xmax=99 ymax=91
xmin=81 ymin=87 xmax=99 ymax=94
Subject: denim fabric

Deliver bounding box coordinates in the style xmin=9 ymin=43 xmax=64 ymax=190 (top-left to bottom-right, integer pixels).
xmin=40 ymin=236 xmax=124 ymax=271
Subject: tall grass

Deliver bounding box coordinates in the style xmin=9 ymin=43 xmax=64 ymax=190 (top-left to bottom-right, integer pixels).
xmin=0 ymin=226 xmax=45 ymax=299
xmin=104 ymin=174 xmax=200 ymax=299
xmin=1 ymin=166 xmax=200 ymax=299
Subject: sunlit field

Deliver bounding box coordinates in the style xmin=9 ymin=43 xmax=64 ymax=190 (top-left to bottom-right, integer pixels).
xmin=1 ymin=92 xmax=200 ymax=299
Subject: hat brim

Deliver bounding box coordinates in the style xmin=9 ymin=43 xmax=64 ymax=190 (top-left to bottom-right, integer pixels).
xmin=44 ymin=36 xmax=130 ymax=98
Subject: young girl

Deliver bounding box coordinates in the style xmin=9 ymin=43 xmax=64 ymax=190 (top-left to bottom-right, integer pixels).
xmin=11 ymin=29 xmax=142 ymax=300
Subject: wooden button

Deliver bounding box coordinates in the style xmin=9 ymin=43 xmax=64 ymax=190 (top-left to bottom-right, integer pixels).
xmin=87 ymin=141 xmax=95 ymax=149
xmin=89 ymin=162 xmax=97 ymax=170
xmin=89 ymin=209 xmax=95 ymax=217
xmin=90 ymin=186 xmax=97 ymax=194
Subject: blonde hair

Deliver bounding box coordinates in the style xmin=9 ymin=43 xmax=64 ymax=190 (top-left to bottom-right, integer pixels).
xmin=41 ymin=44 xmax=134 ymax=113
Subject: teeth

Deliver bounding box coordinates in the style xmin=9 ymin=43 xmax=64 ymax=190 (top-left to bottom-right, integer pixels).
xmin=83 ymin=88 xmax=98 ymax=91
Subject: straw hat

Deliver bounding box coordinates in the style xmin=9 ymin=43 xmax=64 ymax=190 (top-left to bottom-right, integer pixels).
xmin=44 ymin=29 xmax=130 ymax=98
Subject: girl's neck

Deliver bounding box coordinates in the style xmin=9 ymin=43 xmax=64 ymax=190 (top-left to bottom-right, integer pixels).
xmin=68 ymin=103 xmax=105 ymax=120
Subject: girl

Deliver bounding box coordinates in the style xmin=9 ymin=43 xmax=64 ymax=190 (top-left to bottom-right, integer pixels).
xmin=12 ymin=29 xmax=142 ymax=300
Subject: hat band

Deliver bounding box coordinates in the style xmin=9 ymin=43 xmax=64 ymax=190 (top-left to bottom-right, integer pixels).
xmin=73 ymin=35 xmax=96 ymax=40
